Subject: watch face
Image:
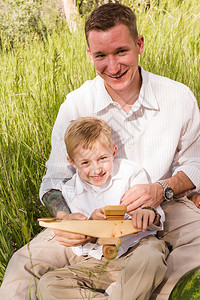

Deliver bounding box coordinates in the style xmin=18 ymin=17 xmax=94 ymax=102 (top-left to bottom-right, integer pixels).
xmin=165 ymin=187 xmax=174 ymax=200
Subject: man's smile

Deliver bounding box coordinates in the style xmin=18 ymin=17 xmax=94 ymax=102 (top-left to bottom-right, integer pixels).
xmin=107 ymin=69 xmax=128 ymax=79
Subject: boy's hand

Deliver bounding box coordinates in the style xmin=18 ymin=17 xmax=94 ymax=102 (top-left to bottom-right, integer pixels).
xmin=54 ymin=211 xmax=94 ymax=247
xmin=89 ymin=208 xmax=106 ymax=220
xmin=131 ymin=207 xmax=160 ymax=232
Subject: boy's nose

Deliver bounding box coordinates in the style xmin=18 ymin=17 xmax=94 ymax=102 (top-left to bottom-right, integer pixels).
xmin=92 ymin=162 xmax=102 ymax=173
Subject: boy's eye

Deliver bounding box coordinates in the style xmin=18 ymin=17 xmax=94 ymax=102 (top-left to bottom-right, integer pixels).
xmin=100 ymin=156 xmax=107 ymax=161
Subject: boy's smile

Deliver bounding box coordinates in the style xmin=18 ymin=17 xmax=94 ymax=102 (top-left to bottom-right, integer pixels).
xmin=67 ymin=140 xmax=117 ymax=187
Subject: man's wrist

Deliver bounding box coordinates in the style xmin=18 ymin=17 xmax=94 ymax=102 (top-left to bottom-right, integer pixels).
xmin=56 ymin=210 xmax=70 ymax=219
xmin=154 ymin=182 xmax=165 ymax=203
xmin=165 ymin=171 xmax=195 ymax=196
xmin=42 ymin=189 xmax=71 ymax=217
xmin=156 ymin=180 xmax=174 ymax=201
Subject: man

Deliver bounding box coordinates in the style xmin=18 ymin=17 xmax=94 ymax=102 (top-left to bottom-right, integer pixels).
xmin=1 ymin=3 xmax=200 ymax=300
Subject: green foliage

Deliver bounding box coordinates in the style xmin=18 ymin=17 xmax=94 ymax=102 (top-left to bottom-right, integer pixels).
xmin=0 ymin=0 xmax=46 ymax=45
xmin=0 ymin=0 xmax=199 ymax=286
xmin=0 ymin=0 xmax=65 ymax=47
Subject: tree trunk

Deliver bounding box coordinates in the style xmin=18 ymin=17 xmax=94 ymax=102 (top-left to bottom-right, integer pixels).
xmin=62 ymin=0 xmax=78 ymax=32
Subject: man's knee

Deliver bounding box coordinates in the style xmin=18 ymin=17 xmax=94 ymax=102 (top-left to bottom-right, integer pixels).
xmin=37 ymin=271 xmax=56 ymax=299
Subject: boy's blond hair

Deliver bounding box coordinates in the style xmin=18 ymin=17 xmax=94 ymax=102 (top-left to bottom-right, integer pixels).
xmin=64 ymin=117 xmax=115 ymax=161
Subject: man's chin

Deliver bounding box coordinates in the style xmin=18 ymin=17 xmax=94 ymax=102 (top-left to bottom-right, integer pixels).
xmin=105 ymin=80 xmax=130 ymax=93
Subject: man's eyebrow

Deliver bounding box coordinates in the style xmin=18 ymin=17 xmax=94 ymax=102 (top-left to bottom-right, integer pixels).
xmin=93 ymin=46 xmax=128 ymax=56
xmin=93 ymin=51 xmax=105 ymax=56
xmin=115 ymin=46 xmax=128 ymax=52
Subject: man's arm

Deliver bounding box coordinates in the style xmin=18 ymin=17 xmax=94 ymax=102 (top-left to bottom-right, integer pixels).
xmin=164 ymin=171 xmax=195 ymax=196
xmin=42 ymin=189 xmax=94 ymax=247
xmin=121 ymin=171 xmax=195 ymax=214
xmin=42 ymin=189 xmax=71 ymax=217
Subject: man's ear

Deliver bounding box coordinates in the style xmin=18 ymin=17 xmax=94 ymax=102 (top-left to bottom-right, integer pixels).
xmin=67 ymin=156 xmax=76 ymax=169
xmin=137 ymin=35 xmax=144 ymax=55
xmin=87 ymin=47 xmax=94 ymax=65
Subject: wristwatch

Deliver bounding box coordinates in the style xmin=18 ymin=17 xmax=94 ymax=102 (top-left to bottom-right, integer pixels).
xmin=157 ymin=180 xmax=174 ymax=201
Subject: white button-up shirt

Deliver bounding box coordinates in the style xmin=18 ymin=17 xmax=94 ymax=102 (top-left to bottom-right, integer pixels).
xmin=40 ymin=67 xmax=200 ymax=199
xmin=60 ymin=158 xmax=164 ymax=259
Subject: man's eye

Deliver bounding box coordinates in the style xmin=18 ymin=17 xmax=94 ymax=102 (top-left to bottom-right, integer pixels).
xmin=95 ymin=54 xmax=105 ymax=59
xmin=82 ymin=161 xmax=89 ymax=165
xmin=118 ymin=49 xmax=127 ymax=54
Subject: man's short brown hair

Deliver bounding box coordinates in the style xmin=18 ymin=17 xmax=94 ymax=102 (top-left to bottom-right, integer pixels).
xmin=85 ymin=3 xmax=138 ymax=46
xmin=64 ymin=117 xmax=115 ymax=161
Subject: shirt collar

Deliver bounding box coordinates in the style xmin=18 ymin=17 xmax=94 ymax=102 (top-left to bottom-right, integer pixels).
xmin=74 ymin=172 xmax=88 ymax=194
xmin=138 ymin=67 xmax=159 ymax=110
xmin=93 ymin=76 xmax=114 ymax=114
xmin=93 ymin=68 xmax=159 ymax=114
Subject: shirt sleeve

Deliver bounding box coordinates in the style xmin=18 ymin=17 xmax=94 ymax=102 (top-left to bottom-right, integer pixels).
xmin=129 ymin=163 xmax=150 ymax=187
xmin=172 ymin=89 xmax=200 ymax=191
xmin=39 ymin=98 xmax=76 ymax=201
xmin=148 ymin=206 xmax=165 ymax=231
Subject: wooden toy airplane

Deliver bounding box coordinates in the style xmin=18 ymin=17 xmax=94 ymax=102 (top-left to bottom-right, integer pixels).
xmin=38 ymin=205 xmax=139 ymax=259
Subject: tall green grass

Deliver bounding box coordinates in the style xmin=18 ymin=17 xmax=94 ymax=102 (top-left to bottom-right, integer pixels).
xmin=0 ymin=0 xmax=199 ymax=283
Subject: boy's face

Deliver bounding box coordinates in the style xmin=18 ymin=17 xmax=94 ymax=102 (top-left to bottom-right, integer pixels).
xmin=67 ymin=140 xmax=117 ymax=187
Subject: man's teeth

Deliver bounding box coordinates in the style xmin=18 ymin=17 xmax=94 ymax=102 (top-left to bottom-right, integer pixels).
xmin=111 ymin=74 xmax=122 ymax=78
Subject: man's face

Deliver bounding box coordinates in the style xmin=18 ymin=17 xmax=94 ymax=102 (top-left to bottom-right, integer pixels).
xmin=67 ymin=140 xmax=117 ymax=187
xmin=87 ymin=24 xmax=144 ymax=94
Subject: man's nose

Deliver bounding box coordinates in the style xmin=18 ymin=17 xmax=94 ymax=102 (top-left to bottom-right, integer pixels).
xmin=107 ymin=56 xmax=120 ymax=74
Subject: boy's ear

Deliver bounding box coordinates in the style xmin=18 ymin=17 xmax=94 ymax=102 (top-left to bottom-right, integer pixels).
xmin=87 ymin=47 xmax=94 ymax=65
xmin=113 ymin=145 xmax=117 ymax=158
xmin=67 ymin=156 xmax=76 ymax=169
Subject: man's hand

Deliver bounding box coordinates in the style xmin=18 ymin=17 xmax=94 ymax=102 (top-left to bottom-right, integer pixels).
xmin=54 ymin=211 xmax=94 ymax=247
xmin=120 ymin=183 xmax=163 ymax=214
xmin=190 ymin=194 xmax=200 ymax=209
xmin=132 ymin=207 xmax=160 ymax=232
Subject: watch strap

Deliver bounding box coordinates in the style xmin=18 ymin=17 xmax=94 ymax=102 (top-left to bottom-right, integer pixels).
xmin=157 ymin=180 xmax=174 ymax=200
xmin=157 ymin=180 xmax=168 ymax=190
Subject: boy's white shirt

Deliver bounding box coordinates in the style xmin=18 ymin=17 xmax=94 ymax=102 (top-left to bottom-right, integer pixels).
xmin=60 ymin=158 xmax=165 ymax=259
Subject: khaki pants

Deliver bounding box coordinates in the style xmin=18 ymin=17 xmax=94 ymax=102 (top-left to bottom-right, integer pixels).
xmin=37 ymin=236 xmax=167 ymax=300
xmin=150 ymin=196 xmax=200 ymax=299
xmin=0 ymin=196 xmax=200 ymax=299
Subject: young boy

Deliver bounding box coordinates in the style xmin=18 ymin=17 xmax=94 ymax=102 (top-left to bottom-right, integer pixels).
xmin=38 ymin=117 xmax=168 ymax=299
